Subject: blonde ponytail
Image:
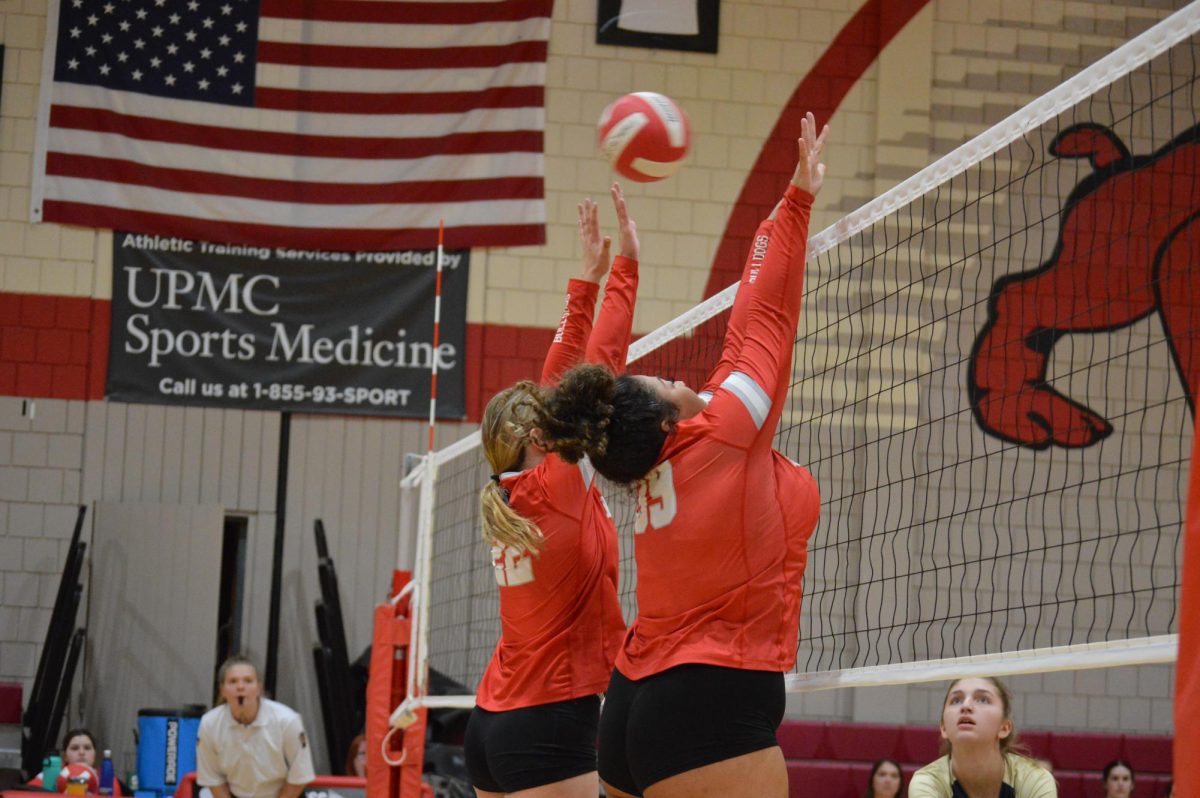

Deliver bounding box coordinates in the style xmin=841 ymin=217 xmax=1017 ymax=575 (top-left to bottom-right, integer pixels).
xmin=480 ymin=382 xmax=545 ymax=554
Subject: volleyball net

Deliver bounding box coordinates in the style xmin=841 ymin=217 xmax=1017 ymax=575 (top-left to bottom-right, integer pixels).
xmin=392 ymin=3 xmax=1200 ymax=718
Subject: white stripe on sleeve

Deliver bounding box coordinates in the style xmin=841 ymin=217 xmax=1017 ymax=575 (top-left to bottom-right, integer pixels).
xmin=721 ymin=371 xmax=771 ymax=429
xmin=578 ymin=457 xmax=597 ymax=488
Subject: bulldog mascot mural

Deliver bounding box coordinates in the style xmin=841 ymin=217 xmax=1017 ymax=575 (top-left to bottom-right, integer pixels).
xmin=969 ymin=123 xmax=1200 ymax=448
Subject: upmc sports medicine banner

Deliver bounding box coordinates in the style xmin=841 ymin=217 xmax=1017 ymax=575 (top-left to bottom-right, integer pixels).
xmin=107 ymin=233 xmax=468 ymax=418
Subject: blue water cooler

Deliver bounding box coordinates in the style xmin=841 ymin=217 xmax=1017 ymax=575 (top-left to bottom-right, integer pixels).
xmin=137 ymin=707 xmax=205 ymax=798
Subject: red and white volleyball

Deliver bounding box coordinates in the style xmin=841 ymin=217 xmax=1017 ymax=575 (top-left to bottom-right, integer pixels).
xmin=597 ymin=92 xmax=691 ymax=183
xmin=56 ymin=763 xmax=99 ymax=794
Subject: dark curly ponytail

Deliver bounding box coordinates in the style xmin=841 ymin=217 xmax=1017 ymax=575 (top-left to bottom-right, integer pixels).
xmin=540 ymin=364 xmax=677 ymax=485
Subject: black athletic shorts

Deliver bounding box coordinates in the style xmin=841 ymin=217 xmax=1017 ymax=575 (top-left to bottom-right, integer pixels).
xmin=598 ymin=663 xmax=784 ymax=796
xmin=464 ymin=694 xmax=600 ymax=793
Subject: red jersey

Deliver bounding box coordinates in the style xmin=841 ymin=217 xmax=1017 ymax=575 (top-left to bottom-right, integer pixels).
xmin=475 ymin=257 xmax=637 ymax=710
xmin=616 ymin=187 xmax=821 ymax=679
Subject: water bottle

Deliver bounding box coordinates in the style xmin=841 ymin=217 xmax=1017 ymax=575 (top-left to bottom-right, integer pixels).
xmin=42 ymin=754 xmax=61 ymax=791
xmin=99 ymin=750 xmax=114 ymax=796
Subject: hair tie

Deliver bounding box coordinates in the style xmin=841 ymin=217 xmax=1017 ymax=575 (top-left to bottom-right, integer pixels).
xmin=490 ymin=474 xmax=502 ymax=484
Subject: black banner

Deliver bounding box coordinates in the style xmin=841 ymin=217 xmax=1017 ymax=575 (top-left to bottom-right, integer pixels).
xmin=107 ymin=233 xmax=468 ymax=417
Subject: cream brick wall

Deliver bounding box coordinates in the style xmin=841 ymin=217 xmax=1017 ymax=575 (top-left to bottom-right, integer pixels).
xmin=0 ymin=0 xmax=1191 ymax=739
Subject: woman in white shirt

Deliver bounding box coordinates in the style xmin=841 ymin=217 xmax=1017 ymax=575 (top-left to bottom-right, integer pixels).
xmin=196 ymin=656 xmax=315 ymax=798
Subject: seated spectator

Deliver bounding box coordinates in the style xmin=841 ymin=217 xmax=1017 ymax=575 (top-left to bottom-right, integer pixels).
xmin=345 ymin=734 xmax=366 ymax=778
xmin=197 ymin=655 xmax=315 ymax=798
xmin=908 ymin=676 xmax=1055 ymax=797
xmin=864 ymin=758 xmax=904 ymax=798
xmin=1102 ymin=760 xmax=1134 ymax=798
xmin=27 ymin=729 xmax=97 ymax=787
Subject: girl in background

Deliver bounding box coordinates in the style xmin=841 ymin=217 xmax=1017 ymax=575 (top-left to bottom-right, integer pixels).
xmin=864 ymin=758 xmax=904 ymax=798
xmin=1101 ymin=760 xmax=1135 ymax=798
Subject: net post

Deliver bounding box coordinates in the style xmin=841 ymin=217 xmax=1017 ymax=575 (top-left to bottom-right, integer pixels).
xmin=366 ymin=573 xmax=428 ymax=798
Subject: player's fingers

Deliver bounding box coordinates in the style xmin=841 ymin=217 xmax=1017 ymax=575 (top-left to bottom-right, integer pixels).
xmin=815 ymin=124 xmax=830 ymax=151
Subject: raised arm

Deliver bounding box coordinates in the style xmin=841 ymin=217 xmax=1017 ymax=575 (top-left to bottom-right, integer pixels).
xmin=540 ymin=197 xmax=611 ymax=385
xmin=732 ymin=115 xmax=827 ymax=418
xmin=701 ymin=213 xmax=776 ymax=397
xmin=586 ymin=183 xmax=640 ymax=372
xmin=704 ymin=114 xmax=827 ymax=441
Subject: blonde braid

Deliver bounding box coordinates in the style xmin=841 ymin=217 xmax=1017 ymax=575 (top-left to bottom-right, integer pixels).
xmin=479 ymin=382 xmax=545 ymax=554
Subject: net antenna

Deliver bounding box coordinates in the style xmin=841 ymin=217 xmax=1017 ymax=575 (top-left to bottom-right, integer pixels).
xmin=387 ymin=221 xmax=451 ymax=730
xmin=394 ymin=3 xmax=1199 ymax=719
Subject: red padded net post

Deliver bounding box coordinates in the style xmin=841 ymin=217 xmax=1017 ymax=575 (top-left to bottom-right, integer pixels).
xmin=366 ymin=572 xmax=430 ymax=798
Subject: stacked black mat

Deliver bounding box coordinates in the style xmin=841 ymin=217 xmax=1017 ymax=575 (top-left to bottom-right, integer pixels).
xmin=21 ymin=506 xmax=88 ymax=777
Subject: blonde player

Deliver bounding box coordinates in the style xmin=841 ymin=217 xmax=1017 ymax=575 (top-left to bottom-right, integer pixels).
xmin=464 ymin=185 xmax=639 ymax=798
xmin=909 ymin=676 xmax=1056 ymax=798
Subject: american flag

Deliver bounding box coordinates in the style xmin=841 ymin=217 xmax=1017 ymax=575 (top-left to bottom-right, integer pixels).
xmin=34 ymin=0 xmax=551 ymax=250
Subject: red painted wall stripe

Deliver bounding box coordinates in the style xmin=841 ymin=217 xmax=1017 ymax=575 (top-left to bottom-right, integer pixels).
xmin=0 ymin=291 xmax=549 ymax=422
xmin=703 ymin=0 xmax=933 ymax=301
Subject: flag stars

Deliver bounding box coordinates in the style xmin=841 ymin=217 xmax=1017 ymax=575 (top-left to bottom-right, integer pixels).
xmin=58 ymin=0 xmax=258 ymax=102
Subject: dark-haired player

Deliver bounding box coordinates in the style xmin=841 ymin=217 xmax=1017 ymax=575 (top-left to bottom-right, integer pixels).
xmin=538 ymin=112 xmax=829 ymax=798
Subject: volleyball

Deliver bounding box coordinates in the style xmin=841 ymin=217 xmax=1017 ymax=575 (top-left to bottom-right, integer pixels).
xmin=597 ymin=92 xmax=691 ymax=183
xmin=56 ymin=763 xmax=99 ymax=794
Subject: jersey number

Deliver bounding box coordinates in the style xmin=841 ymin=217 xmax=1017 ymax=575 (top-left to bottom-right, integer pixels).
xmin=491 ymin=545 xmax=534 ymax=587
xmin=634 ymin=461 xmax=677 ymax=533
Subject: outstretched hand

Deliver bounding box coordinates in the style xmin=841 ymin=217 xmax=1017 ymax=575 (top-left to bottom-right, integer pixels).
xmin=578 ymin=197 xmax=611 ymax=283
xmin=790 ymin=111 xmax=829 ymax=197
xmin=611 ymin=183 xmax=639 ymax=260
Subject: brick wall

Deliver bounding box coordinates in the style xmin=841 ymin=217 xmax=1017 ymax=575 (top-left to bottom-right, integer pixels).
xmin=0 ymin=397 xmax=86 ymax=692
